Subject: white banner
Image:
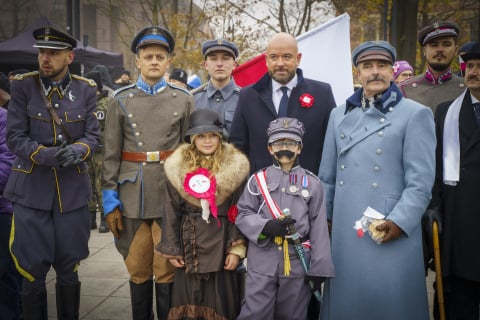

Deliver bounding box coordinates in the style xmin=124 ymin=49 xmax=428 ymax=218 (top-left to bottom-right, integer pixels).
xmin=297 ymin=13 xmax=353 ymax=106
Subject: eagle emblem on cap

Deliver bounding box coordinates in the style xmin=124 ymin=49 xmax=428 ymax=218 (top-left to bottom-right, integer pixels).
xmin=217 ymin=39 xmax=223 ymax=45
xmin=152 ymin=27 xmax=159 ymax=35
xmin=282 ymin=119 xmax=291 ymax=128
xmin=433 ymin=22 xmax=439 ymax=29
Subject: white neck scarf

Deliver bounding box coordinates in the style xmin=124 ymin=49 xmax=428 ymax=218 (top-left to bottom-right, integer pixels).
xmin=443 ymin=89 xmax=467 ymax=186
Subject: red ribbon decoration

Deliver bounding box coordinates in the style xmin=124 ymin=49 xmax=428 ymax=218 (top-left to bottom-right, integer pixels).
xmin=184 ymin=168 xmax=219 ymax=224
xmin=299 ymin=93 xmax=314 ymax=108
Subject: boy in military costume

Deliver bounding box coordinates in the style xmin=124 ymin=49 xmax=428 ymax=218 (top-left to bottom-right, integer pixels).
xmin=235 ymin=117 xmax=334 ymax=320
xmin=102 ymin=26 xmax=194 ymax=319
xmin=5 ymin=26 xmax=100 ymax=319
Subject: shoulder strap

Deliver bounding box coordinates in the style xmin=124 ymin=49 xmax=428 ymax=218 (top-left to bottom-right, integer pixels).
xmin=35 ymin=77 xmax=74 ymax=144
xmin=254 ymin=169 xmax=283 ymax=219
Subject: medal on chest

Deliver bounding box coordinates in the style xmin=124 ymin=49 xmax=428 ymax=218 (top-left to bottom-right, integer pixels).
xmin=289 ymin=174 xmax=298 ymax=193
xmin=301 ymin=175 xmax=310 ymax=198
xmin=184 ymin=167 xmax=219 ymax=225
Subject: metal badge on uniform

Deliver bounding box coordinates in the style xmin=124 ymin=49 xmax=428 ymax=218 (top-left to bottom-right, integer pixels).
xmin=289 ymin=174 xmax=298 ymax=193
xmin=301 ymin=175 xmax=310 ymax=198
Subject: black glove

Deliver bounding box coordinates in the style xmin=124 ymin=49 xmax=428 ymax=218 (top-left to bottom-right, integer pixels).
xmin=421 ymin=207 xmax=442 ymax=271
xmin=261 ymin=217 xmax=296 ymax=237
xmin=55 ymin=141 xmax=82 ymax=167
xmin=422 ymin=207 xmax=442 ymax=241
xmin=305 ymin=275 xmax=326 ymax=292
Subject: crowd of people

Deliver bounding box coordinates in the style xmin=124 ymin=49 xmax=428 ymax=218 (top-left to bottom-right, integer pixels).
xmin=0 ymin=17 xmax=478 ymax=320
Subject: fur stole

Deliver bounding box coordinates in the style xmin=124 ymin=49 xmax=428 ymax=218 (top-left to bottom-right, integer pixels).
xmin=164 ymin=143 xmax=250 ymax=207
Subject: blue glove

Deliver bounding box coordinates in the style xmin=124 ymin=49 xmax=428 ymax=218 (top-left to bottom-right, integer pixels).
xmin=102 ymin=189 xmax=123 ymax=214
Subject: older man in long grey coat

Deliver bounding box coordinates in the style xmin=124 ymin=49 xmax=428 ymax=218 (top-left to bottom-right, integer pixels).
xmin=319 ymin=41 xmax=436 ymax=320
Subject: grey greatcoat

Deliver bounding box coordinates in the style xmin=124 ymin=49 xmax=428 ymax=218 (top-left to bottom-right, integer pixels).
xmin=102 ymin=84 xmax=194 ymax=219
xmin=236 ymin=165 xmax=334 ymax=320
xmin=319 ymin=84 xmax=436 ymax=320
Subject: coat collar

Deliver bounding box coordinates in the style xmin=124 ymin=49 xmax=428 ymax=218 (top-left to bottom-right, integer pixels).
xmin=206 ymin=78 xmax=239 ymax=100
xmin=40 ymin=72 xmax=72 ymax=99
xmin=345 ymin=82 xmax=403 ymax=114
xmin=164 ymin=143 xmax=250 ymax=207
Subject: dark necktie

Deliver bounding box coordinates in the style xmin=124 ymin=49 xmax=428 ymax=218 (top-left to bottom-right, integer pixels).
xmin=278 ymin=86 xmax=289 ymax=117
xmin=474 ymin=102 xmax=480 ymax=127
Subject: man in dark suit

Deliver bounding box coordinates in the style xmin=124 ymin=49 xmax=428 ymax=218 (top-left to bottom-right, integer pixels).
xmin=229 ymin=32 xmax=336 ymax=175
xmin=432 ymin=42 xmax=480 ymax=320
xmin=5 ymin=26 xmax=99 ymax=319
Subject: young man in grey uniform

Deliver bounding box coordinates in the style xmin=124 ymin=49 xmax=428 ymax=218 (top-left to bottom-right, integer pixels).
xmin=193 ymin=39 xmax=240 ymax=132
xmin=400 ymin=21 xmax=465 ymax=113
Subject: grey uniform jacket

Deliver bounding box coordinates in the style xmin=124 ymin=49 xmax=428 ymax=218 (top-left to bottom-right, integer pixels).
xmin=236 ymin=165 xmax=334 ymax=278
xmin=102 ymin=84 xmax=194 ymax=219
xmin=399 ymin=73 xmax=465 ymax=113
xmin=193 ymin=79 xmax=240 ymax=132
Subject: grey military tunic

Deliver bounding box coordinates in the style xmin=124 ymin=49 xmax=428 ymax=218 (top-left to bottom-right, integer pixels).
xmin=102 ymin=83 xmax=194 ymax=219
xmin=399 ymin=73 xmax=465 ymax=113
xmin=193 ymin=79 xmax=240 ymax=132
xmin=236 ymin=165 xmax=334 ymax=320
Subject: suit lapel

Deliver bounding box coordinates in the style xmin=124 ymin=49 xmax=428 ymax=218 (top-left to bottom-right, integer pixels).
xmin=258 ymin=84 xmax=277 ymax=117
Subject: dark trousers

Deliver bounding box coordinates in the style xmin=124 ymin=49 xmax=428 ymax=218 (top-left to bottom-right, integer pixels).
xmin=442 ymin=275 xmax=480 ymax=320
xmin=11 ymin=203 xmax=90 ymax=294
xmin=0 ymin=214 xmax=22 ymax=320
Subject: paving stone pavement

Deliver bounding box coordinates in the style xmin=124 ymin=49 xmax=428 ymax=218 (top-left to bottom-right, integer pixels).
xmin=46 ymin=215 xmax=132 ymax=320
xmin=44 ymin=215 xmax=437 ymax=319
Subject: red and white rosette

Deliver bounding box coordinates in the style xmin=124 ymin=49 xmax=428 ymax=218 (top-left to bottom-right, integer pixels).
xmin=184 ymin=168 xmax=218 ymax=224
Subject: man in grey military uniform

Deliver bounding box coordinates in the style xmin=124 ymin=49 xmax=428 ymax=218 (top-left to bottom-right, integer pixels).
xmin=193 ymin=39 xmax=240 ymax=132
xmin=400 ymin=21 xmax=465 ymax=113
xmin=102 ymin=26 xmax=194 ymax=319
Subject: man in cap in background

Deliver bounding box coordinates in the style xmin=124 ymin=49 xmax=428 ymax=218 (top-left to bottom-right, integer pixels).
xmin=400 ymin=21 xmax=465 ymax=113
xmin=102 ymin=25 xmax=194 ymax=319
xmin=114 ymin=69 xmax=132 ymax=89
xmin=193 ymin=39 xmax=240 ymax=132
xmin=168 ymin=67 xmax=189 ymax=89
xmin=431 ymin=42 xmax=480 ymax=320
xmin=458 ymin=41 xmax=476 ymax=77
xmin=5 ymin=25 xmax=100 ymax=319
xmin=319 ymin=40 xmax=436 ymax=319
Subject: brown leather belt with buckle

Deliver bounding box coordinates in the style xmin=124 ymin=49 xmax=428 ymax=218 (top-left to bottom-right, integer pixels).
xmin=122 ymin=150 xmax=174 ymax=162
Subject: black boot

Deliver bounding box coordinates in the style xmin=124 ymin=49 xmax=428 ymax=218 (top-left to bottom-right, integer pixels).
xmin=22 ymin=290 xmax=48 ymax=320
xmin=56 ymin=283 xmax=80 ymax=320
xmin=98 ymin=213 xmax=109 ymax=233
xmin=155 ymin=282 xmax=172 ymax=320
xmin=130 ymin=280 xmax=154 ymax=320
xmin=90 ymin=211 xmax=97 ymax=230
